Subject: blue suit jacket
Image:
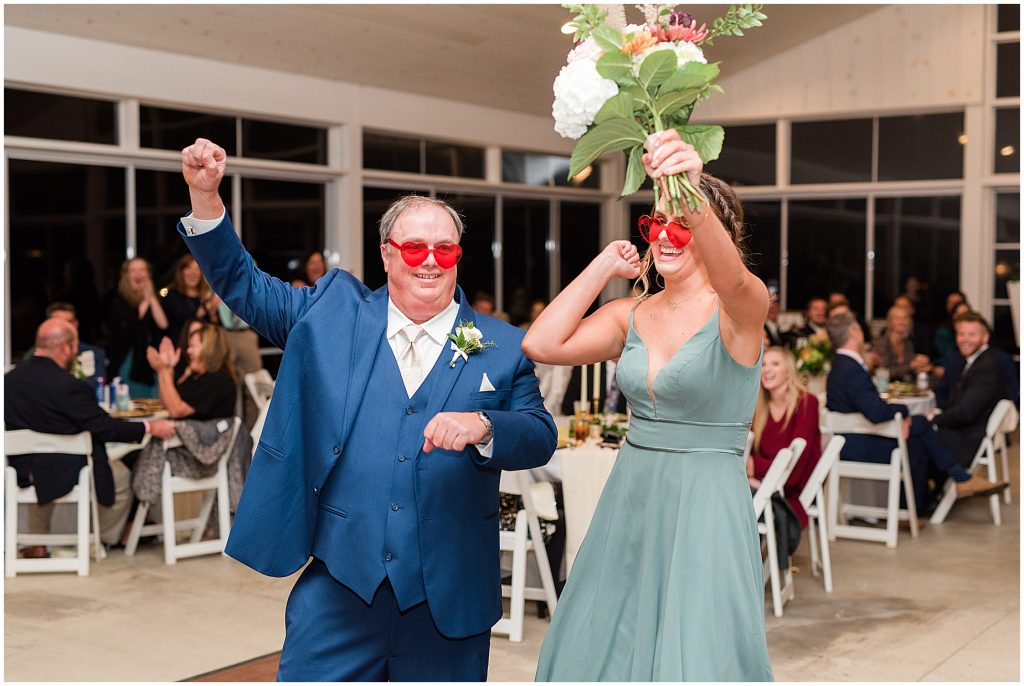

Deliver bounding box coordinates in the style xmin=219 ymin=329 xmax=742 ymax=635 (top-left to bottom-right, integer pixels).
xmin=826 ymin=353 xmax=909 ymax=461
xmin=179 ymin=215 xmax=557 ymax=637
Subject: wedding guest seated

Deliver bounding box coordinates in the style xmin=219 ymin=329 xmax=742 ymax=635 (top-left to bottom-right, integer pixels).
xmin=870 ymin=305 xmax=932 ymax=382
xmin=929 ymin=312 xmax=1012 ymax=467
xmin=520 ymin=299 xmax=548 ymax=332
xmin=291 ymin=250 xmax=327 ymax=288
xmin=824 ymin=312 xmax=1006 ymax=516
xmin=107 ymin=257 xmax=169 ymax=399
xmin=5 ymin=319 xmax=176 ymax=556
xmin=787 ymin=296 xmax=828 ymax=345
xmin=932 ymin=294 xmax=969 ymax=363
xmin=23 ymin=302 xmax=107 ymax=390
xmin=162 ymin=254 xmax=215 ymax=345
xmin=763 ymin=293 xmax=785 ymax=347
xmin=827 ymin=291 xmax=872 ymax=344
xmin=747 ymin=347 xmax=822 ymax=529
xmin=147 ymin=323 xmax=237 ymax=421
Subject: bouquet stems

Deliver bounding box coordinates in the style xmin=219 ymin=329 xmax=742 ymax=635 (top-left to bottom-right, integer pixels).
xmin=647 ymin=122 xmax=705 ymax=219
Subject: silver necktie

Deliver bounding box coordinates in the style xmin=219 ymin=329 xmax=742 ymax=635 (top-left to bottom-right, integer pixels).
xmin=397 ymin=324 xmax=427 ymax=397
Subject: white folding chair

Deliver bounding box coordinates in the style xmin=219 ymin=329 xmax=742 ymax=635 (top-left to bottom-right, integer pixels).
xmin=825 ymin=411 xmax=918 ymax=548
xmin=930 ymin=399 xmax=1016 ymax=526
xmin=743 ymin=430 xmax=755 ymax=461
xmin=124 ymin=418 xmax=242 ymax=564
xmin=798 ymin=435 xmax=845 ymax=593
xmin=4 ymin=430 xmax=104 ymax=576
xmin=492 ymin=470 xmax=559 ymax=643
xmin=245 ymin=370 xmax=275 ymax=449
xmin=994 ymin=402 xmax=1018 ymax=505
xmin=752 ymin=437 xmax=805 ymax=618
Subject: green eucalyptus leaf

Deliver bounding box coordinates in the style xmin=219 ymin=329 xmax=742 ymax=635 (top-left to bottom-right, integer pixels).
xmin=621 ymin=145 xmax=647 ymax=197
xmin=592 ymin=25 xmax=623 ymax=51
xmin=569 ymin=118 xmax=648 ymax=178
xmin=638 ymin=49 xmax=678 ymax=89
xmin=593 ymin=91 xmax=635 ymax=123
xmin=673 ymin=124 xmax=725 ymax=164
xmin=596 ymin=51 xmax=635 ymax=85
xmin=660 ymin=62 xmax=720 ymax=93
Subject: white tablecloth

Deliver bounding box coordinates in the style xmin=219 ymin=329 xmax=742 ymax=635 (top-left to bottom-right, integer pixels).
xmin=529 ymin=439 xmax=619 ymax=575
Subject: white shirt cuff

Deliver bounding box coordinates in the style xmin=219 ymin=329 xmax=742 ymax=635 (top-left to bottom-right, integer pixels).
xmin=181 ymin=210 xmax=226 ymax=236
xmin=476 ymin=438 xmax=494 ymax=458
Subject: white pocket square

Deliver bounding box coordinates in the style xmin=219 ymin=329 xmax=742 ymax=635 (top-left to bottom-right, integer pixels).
xmin=479 ymin=373 xmax=496 ymax=392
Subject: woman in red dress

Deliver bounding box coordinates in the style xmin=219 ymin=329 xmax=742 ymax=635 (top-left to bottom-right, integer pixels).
xmin=747 ymin=346 xmax=822 ymax=528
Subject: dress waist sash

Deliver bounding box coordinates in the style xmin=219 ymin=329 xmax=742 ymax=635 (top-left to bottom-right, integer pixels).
xmin=625 ymin=412 xmax=748 ymax=456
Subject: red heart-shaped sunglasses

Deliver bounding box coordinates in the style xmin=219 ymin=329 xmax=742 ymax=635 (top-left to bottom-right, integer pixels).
xmin=388 ymin=240 xmax=463 ymax=269
xmin=637 ymin=214 xmax=692 ymax=249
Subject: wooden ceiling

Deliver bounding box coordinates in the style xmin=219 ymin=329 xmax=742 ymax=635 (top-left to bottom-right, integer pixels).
xmin=5 ymin=4 xmax=884 ymax=116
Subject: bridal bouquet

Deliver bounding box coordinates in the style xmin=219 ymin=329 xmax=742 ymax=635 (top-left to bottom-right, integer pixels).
xmin=554 ymin=4 xmax=766 ymax=216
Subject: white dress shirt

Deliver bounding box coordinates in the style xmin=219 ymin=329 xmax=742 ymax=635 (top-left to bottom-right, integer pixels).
xmin=180 ymin=209 xmax=493 ymax=455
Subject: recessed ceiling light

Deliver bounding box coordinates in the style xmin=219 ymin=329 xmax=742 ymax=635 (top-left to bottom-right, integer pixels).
xmin=1000 ymin=145 xmax=1015 ymax=157
xmin=957 ymin=134 xmax=967 ymax=145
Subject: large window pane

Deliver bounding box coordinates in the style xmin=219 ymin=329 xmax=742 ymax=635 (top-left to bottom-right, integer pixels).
xmin=996 ymin=42 xmax=1020 ymax=98
xmin=362 ymin=186 xmax=430 ymax=290
xmin=788 ymin=199 xmax=866 ymax=315
xmin=791 ymin=119 xmax=872 ymax=184
xmin=994 ymin=108 xmax=1019 ymax=174
xmin=136 ymin=169 xmax=233 ymax=288
xmin=501 ymin=198 xmax=548 ymax=325
xmin=994 ymin=249 xmax=1020 ymax=300
xmin=878 ymin=112 xmax=964 ymax=180
xmin=140 ymin=105 xmax=237 ymax=155
xmin=560 ymin=202 xmax=602 ymax=312
xmin=8 ymin=160 xmax=126 ymax=355
xmin=705 ymin=123 xmax=776 ymax=186
xmin=5 ymin=88 xmax=116 ymax=144
xmin=992 ymin=305 xmax=1019 ymax=355
xmin=364 ymin=132 xmax=420 ymax=173
xmin=998 ymin=5 xmax=1019 ymax=32
xmin=874 ymin=197 xmax=961 ymax=338
xmin=437 ymin=193 xmax=497 ymax=313
xmin=241 ymin=178 xmax=325 ymax=282
xmin=502 ymin=152 xmax=599 ymax=189
xmin=425 ymin=141 xmax=484 ymax=179
xmin=996 ymin=191 xmax=1020 ymax=244
xmin=242 ymin=118 xmax=327 ymax=165
xmin=743 ymin=201 xmax=781 ymax=293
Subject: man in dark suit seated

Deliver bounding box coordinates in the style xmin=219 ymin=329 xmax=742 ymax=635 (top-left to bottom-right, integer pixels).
xmin=935 ymin=322 xmax=1018 ymax=409
xmin=824 ymin=312 xmax=1006 ymax=516
xmin=5 ymin=318 xmax=176 ymax=557
xmin=929 ymin=312 xmax=1012 ymax=468
xmin=786 ymin=296 xmax=828 ymax=347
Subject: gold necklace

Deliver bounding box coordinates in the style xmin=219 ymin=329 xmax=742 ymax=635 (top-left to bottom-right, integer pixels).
xmin=664 ymin=289 xmax=713 ymax=311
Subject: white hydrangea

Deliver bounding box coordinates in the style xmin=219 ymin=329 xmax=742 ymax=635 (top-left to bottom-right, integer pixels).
xmin=552 ymin=59 xmax=619 ymax=140
xmin=633 ymin=40 xmax=707 ymax=76
xmin=567 ymin=36 xmax=602 ymax=64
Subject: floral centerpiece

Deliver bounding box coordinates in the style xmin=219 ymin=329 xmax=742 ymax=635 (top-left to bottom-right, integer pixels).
xmin=553 ymin=3 xmax=766 ymax=216
xmin=793 ymin=331 xmax=833 ymax=378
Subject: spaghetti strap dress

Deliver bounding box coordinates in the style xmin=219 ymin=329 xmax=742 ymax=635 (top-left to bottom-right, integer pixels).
xmin=535 ymin=303 xmax=773 ymax=681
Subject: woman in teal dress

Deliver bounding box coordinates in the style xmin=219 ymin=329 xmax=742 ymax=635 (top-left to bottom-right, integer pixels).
xmin=523 ymin=129 xmax=773 ymax=681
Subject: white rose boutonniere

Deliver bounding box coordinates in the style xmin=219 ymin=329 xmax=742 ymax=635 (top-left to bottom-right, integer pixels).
xmin=447 ymin=320 xmax=496 ymax=368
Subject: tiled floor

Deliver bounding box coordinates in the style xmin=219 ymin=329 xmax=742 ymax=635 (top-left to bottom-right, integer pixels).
xmin=5 ymin=437 xmax=1019 ymax=681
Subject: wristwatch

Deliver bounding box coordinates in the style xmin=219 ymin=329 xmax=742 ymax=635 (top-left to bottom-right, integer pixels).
xmin=475 ymin=411 xmax=494 ymax=444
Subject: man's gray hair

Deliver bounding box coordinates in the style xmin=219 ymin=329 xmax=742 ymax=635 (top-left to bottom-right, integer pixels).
xmin=377 ymin=195 xmax=465 ymax=245
xmin=826 ymin=311 xmax=858 ymax=349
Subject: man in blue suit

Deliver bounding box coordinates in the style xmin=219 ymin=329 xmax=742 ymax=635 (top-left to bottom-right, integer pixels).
xmin=177 ymin=138 xmax=556 ymax=681
xmin=824 ymin=312 xmax=1006 ymax=515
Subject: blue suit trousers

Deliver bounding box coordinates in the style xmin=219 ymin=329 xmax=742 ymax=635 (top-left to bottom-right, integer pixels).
xmin=277 ymin=560 xmax=490 ymax=682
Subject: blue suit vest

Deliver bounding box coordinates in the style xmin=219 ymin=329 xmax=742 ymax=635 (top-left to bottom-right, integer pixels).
xmin=313 ymin=336 xmax=449 ymax=609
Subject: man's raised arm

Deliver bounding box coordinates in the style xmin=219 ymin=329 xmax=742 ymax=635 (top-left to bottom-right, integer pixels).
xmin=178 ymin=138 xmax=339 ymax=349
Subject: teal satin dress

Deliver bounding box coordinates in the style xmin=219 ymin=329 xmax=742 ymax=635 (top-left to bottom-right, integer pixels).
xmin=536 ymin=304 xmax=773 ymax=681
